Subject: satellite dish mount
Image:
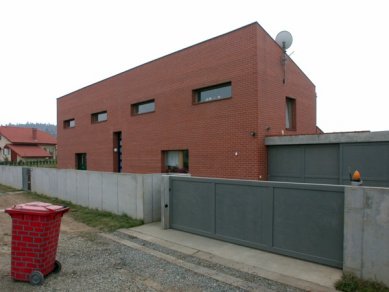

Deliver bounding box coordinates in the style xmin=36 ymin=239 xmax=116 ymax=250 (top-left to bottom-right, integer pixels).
xmin=275 ymin=31 xmax=293 ymax=84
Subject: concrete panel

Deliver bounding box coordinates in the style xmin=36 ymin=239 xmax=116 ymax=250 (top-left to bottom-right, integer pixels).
xmin=76 ymin=171 xmax=89 ymax=207
xmin=161 ymin=175 xmax=170 ymax=229
xmin=143 ymin=174 xmax=153 ymax=224
xmin=152 ymin=174 xmax=162 ymax=222
xmin=136 ymin=174 xmax=144 ymax=220
xmin=343 ymin=187 xmax=364 ymax=275
xmin=0 ymin=166 xmax=22 ymax=189
xmin=32 ymin=168 xmax=50 ymax=196
xmin=266 ymin=131 xmax=389 ymax=145
xmin=88 ymin=171 xmax=103 ymax=210
xmin=57 ymin=169 xmax=67 ymax=200
xmin=362 ymin=188 xmax=389 ymax=286
xmin=102 ymin=172 xmax=118 ymax=214
xmin=48 ymin=168 xmax=59 ymax=198
xmin=118 ymin=174 xmax=138 ymax=218
xmin=65 ymin=170 xmax=77 ymax=203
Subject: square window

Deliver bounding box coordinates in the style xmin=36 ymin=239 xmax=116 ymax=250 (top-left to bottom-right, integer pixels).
xmin=194 ymin=82 xmax=232 ymax=103
xmin=132 ymin=100 xmax=155 ymax=115
xmin=286 ymin=97 xmax=296 ymax=130
xmin=64 ymin=119 xmax=76 ymax=129
xmin=162 ymin=150 xmax=189 ymax=173
xmin=91 ymin=111 xmax=108 ymax=123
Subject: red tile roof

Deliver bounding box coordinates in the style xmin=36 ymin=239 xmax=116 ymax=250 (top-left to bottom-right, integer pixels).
xmin=5 ymin=144 xmax=52 ymax=158
xmin=0 ymin=126 xmax=56 ymax=144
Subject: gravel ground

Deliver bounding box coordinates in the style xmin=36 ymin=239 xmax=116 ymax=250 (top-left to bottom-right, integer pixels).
xmin=0 ymin=192 xmax=303 ymax=291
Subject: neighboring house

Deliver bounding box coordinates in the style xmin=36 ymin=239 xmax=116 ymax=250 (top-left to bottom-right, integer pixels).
xmin=57 ymin=22 xmax=318 ymax=180
xmin=0 ymin=126 xmax=57 ymax=162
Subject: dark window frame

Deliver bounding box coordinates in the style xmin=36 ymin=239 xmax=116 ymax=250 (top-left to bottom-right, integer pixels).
xmin=193 ymin=82 xmax=232 ymax=104
xmin=91 ymin=111 xmax=108 ymax=124
xmin=63 ymin=118 xmax=76 ymax=129
xmin=286 ymin=97 xmax=296 ymax=130
xmin=132 ymin=99 xmax=155 ymax=115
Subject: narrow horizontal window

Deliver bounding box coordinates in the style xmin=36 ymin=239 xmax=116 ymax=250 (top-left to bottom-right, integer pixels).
xmin=63 ymin=119 xmax=75 ymax=129
xmin=194 ymin=82 xmax=232 ymax=103
xmin=132 ymin=100 xmax=155 ymax=115
xmin=91 ymin=111 xmax=108 ymax=123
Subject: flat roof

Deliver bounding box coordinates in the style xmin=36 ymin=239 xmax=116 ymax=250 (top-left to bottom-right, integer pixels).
xmin=265 ymin=131 xmax=389 ymax=145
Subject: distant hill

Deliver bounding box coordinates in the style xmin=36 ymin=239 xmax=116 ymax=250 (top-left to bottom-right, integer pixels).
xmin=3 ymin=122 xmax=57 ymax=137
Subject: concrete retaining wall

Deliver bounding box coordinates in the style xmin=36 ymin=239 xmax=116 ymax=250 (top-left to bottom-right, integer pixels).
xmin=344 ymin=186 xmax=389 ymax=286
xmin=0 ymin=166 xmax=23 ymax=189
xmin=0 ymin=166 xmax=162 ymax=223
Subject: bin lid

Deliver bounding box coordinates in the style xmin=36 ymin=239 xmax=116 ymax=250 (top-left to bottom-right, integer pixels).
xmin=5 ymin=201 xmax=69 ymax=215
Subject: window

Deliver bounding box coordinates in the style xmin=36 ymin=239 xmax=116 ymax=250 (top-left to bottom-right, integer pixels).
xmin=91 ymin=111 xmax=108 ymax=123
xmin=75 ymin=153 xmax=87 ymax=170
xmin=132 ymin=100 xmax=155 ymax=115
xmin=286 ymin=97 xmax=296 ymax=130
xmin=64 ymin=119 xmax=75 ymax=129
xmin=3 ymin=148 xmax=10 ymax=156
xmin=194 ymin=82 xmax=232 ymax=103
xmin=163 ymin=150 xmax=189 ymax=173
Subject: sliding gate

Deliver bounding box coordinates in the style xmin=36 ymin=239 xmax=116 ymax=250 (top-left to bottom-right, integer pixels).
xmin=169 ymin=176 xmax=344 ymax=268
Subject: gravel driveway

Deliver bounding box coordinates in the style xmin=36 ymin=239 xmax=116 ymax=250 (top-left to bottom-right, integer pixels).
xmin=0 ymin=192 xmax=302 ymax=291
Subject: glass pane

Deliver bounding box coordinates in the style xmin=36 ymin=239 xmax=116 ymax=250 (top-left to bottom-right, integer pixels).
xmin=198 ymin=84 xmax=231 ymax=102
xmin=136 ymin=101 xmax=155 ymax=114
xmin=97 ymin=112 xmax=107 ymax=122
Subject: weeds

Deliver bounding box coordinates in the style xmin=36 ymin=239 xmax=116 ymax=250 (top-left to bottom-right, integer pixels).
xmin=335 ymin=273 xmax=389 ymax=292
xmin=23 ymin=192 xmax=143 ymax=232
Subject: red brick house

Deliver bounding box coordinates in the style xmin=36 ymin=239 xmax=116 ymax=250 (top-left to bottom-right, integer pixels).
xmin=0 ymin=126 xmax=57 ymax=162
xmin=57 ymin=22 xmax=317 ymax=180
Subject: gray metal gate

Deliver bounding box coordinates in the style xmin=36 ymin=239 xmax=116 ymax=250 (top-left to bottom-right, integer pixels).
xmin=169 ymin=176 xmax=344 ymax=268
xmin=22 ymin=167 xmax=31 ymax=191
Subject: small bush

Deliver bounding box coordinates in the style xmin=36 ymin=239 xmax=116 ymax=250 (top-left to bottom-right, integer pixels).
xmin=335 ymin=273 xmax=389 ymax=292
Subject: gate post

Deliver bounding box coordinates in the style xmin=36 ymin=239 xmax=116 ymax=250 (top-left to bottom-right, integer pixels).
xmin=161 ymin=175 xmax=170 ymax=229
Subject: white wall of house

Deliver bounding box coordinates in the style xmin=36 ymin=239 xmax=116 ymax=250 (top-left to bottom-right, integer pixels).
xmin=0 ymin=136 xmax=11 ymax=161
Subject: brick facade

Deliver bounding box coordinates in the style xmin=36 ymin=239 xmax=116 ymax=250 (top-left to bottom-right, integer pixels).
xmin=57 ymin=22 xmax=317 ymax=180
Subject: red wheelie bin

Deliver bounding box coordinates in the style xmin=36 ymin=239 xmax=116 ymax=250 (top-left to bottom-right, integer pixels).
xmin=5 ymin=202 xmax=69 ymax=285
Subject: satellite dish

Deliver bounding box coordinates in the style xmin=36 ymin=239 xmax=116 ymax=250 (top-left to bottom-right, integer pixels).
xmin=275 ymin=31 xmax=293 ymax=50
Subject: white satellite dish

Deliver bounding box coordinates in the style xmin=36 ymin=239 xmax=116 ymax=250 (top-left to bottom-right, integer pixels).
xmin=275 ymin=31 xmax=293 ymax=50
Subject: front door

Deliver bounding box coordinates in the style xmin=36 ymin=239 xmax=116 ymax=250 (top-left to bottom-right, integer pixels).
xmin=113 ymin=132 xmax=122 ymax=172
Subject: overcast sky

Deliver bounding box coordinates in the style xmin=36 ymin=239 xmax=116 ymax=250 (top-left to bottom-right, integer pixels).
xmin=0 ymin=0 xmax=387 ymax=133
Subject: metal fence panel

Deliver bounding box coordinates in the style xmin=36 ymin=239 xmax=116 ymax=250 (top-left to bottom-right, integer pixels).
xmin=169 ymin=176 xmax=344 ymax=268
xmin=268 ymin=142 xmax=389 ymax=187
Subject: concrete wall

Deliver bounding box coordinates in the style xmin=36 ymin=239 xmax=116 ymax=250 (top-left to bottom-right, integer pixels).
xmin=0 ymin=166 xmax=22 ymax=189
xmin=344 ymin=186 xmax=389 ymax=286
xmin=0 ymin=166 xmax=162 ymax=223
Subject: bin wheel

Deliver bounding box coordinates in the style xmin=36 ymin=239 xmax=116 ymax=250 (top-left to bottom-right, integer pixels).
xmin=53 ymin=260 xmax=62 ymax=273
xmin=29 ymin=270 xmax=44 ymax=285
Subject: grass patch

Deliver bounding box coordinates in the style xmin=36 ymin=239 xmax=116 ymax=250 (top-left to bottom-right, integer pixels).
xmin=23 ymin=192 xmax=143 ymax=232
xmin=335 ymin=273 xmax=389 ymax=292
xmin=0 ymin=184 xmax=19 ymax=193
